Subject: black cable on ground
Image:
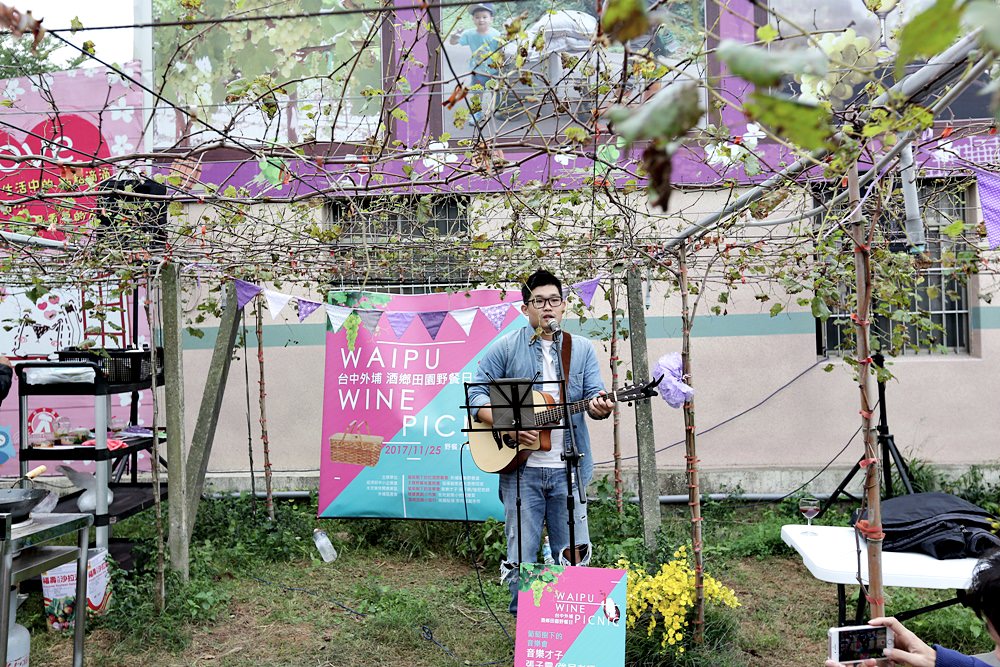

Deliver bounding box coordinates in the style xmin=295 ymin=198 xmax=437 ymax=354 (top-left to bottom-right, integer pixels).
xmin=460 ymin=442 xmax=515 ymax=647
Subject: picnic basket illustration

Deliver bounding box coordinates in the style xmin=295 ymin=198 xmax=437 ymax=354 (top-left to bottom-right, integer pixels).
xmin=329 ymin=420 xmax=384 ymax=467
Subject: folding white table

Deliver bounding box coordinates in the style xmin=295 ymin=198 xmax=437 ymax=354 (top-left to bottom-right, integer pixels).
xmin=781 ymin=524 xmax=978 ymax=626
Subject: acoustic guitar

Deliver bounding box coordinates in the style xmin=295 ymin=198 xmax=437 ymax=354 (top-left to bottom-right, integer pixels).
xmin=467 ymin=377 xmax=663 ymax=474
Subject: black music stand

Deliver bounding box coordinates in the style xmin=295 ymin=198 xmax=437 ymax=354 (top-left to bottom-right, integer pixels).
xmin=462 ymin=376 xmax=537 ymax=566
xmin=461 ymin=375 xmax=583 ymax=567
xmin=818 ymin=353 xmax=914 ymax=519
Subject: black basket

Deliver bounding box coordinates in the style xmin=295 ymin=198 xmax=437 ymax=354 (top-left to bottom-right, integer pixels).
xmin=57 ymin=347 xmax=164 ymax=384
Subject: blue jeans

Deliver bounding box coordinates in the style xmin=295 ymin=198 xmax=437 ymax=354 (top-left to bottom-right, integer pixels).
xmin=498 ymin=465 xmax=591 ymax=616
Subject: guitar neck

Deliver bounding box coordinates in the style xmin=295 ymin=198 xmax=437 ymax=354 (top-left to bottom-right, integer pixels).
xmin=534 ymin=391 xmax=616 ymax=426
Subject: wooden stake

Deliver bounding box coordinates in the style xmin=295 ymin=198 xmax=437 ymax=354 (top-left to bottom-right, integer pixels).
xmin=162 ymin=263 xmax=190 ymax=581
xmin=626 ymin=266 xmax=661 ymax=556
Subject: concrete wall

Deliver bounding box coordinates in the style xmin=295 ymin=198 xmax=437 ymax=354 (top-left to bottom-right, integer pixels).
xmin=173 ymin=187 xmax=1000 ymax=495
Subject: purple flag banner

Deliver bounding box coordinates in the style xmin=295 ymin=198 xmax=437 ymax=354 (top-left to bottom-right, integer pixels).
xmin=386 ymin=311 xmax=416 ymax=339
xmin=297 ymin=299 xmax=322 ymax=322
xmin=417 ymin=311 xmax=448 ymax=340
xmin=234 ymin=279 xmax=263 ymax=310
xmin=357 ymin=309 xmax=383 ymax=335
xmin=571 ymin=277 xmax=602 ymax=307
xmin=481 ymin=303 xmax=511 ymax=331
xmin=976 ymin=169 xmax=1000 ymax=250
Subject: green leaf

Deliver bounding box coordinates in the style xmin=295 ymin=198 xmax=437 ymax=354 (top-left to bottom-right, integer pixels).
xmin=601 ymin=0 xmax=650 ymax=44
xmin=390 ymin=108 xmax=409 ymax=123
xmin=717 ymin=40 xmax=826 ymax=88
xmin=895 ymin=0 xmax=959 ymax=78
xmin=564 ymin=126 xmax=590 ymax=144
xmin=811 ymin=295 xmax=831 ymax=320
xmin=70 ymin=17 xmax=84 ymax=33
xmin=257 ymin=157 xmax=284 ymax=186
xmin=744 ymin=92 xmax=833 ymax=151
xmin=608 ymin=82 xmax=703 ymax=146
xmin=963 ymin=1 xmax=1000 ymax=53
xmin=941 ymin=219 xmax=965 ymax=238
xmin=756 ymin=24 xmax=779 ymax=45
xmin=769 ymin=303 xmax=784 ymax=317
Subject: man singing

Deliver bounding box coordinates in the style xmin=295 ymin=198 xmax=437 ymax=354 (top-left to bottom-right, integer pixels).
xmin=468 ymin=269 xmax=614 ymax=615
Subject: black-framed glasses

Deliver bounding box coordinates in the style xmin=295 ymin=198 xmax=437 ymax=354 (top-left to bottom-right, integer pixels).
xmin=527 ymin=296 xmax=563 ymax=308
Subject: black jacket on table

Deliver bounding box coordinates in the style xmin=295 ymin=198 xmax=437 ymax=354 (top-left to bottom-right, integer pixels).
xmin=0 ymin=364 xmax=11 ymax=405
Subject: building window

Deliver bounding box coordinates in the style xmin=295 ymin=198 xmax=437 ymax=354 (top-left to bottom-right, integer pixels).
xmin=818 ymin=182 xmax=971 ymax=356
xmin=323 ymin=195 xmax=470 ymax=285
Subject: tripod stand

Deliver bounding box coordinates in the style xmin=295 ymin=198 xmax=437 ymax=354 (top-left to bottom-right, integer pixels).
xmin=818 ymin=353 xmax=914 ymax=519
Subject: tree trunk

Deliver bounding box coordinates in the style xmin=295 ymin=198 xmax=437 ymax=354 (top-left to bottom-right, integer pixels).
xmin=847 ymin=164 xmax=885 ymax=618
xmin=609 ymin=276 xmax=623 ymax=513
xmin=679 ymin=242 xmax=705 ymax=643
xmin=256 ymin=302 xmax=275 ymax=522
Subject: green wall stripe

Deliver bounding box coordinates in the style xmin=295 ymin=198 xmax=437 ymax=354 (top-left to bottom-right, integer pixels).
xmin=182 ymin=308 xmax=1000 ymax=350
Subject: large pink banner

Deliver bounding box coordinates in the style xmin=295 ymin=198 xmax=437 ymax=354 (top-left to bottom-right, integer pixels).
xmin=0 ymin=61 xmax=143 ymax=240
xmin=319 ymin=289 xmax=523 ymax=520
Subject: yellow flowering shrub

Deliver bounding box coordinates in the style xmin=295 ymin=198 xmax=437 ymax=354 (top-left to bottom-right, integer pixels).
xmin=617 ymin=546 xmax=740 ymax=655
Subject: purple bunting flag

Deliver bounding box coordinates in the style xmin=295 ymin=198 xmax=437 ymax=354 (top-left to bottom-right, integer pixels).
xmin=976 ymin=169 xmax=1000 ymax=250
xmin=481 ymin=303 xmax=510 ymax=331
xmin=571 ymin=277 xmax=602 ymax=307
xmin=297 ymin=299 xmax=321 ymax=322
xmin=386 ymin=311 xmax=416 ymax=339
xmin=418 ymin=311 xmax=448 ymax=340
xmin=357 ymin=309 xmax=383 ymax=335
xmin=234 ymin=279 xmax=263 ymax=310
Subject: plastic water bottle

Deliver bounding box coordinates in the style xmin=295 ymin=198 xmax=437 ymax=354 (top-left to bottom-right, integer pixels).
xmin=542 ymin=536 xmax=555 ymax=565
xmin=312 ymin=529 xmax=338 ymax=563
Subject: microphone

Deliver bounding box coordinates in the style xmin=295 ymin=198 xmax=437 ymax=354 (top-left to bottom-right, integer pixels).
xmin=545 ymin=318 xmax=560 ymax=334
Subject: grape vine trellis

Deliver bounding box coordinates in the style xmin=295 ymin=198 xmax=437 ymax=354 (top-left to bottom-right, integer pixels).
xmin=1 ymin=0 xmax=999 ymax=640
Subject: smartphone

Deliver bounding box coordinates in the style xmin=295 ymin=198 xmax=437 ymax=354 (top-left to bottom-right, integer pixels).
xmin=828 ymin=624 xmax=894 ymax=664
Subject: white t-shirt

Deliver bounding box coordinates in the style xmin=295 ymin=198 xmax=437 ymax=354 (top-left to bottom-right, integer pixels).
xmin=526 ymin=339 xmax=565 ymax=468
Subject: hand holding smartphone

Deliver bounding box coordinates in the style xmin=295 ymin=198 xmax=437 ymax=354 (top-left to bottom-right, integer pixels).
xmin=829 ymin=624 xmax=894 ymax=665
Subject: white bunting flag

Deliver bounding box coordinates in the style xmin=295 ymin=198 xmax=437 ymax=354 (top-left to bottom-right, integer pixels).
xmin=450 ymin=307 xmax=478 ymax=336
xmin=325 ymin=304 xmax=353 ymax=332
xmin=263 ymin=289 xmax=293 ymax=321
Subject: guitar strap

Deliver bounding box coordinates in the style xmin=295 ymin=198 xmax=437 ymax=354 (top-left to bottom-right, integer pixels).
xmin=560 ymin=331 xmax=572 ymax=378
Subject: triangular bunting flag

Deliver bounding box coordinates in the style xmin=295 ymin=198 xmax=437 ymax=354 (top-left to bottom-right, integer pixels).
xmin=450 ymin=307 xmax=478 ymax=336
xmin=297 ymin=299 xmax=321 ymax=322
xmin=386 ymin=311 xmax=416 ymax=339
xmin=263 ymin=289 xmax=293 ymax=320
xmin=325 ymin=304 xmax=353 ymax=332
xmin=234 ymin=279 xmax=263 ymax=310
xmin=481 ymin=303 xmax=510 ymax=331
xmin=418 ymin=311 xmax=448 ymax=340
xmin=571 ymin=277 xmax=602 ymax=307
xmin=357 ymin=309 xmax=382 ymax=335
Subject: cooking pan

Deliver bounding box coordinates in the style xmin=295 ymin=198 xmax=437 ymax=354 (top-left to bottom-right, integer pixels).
xmin=0 ymin=489 xmax=51 ymax=523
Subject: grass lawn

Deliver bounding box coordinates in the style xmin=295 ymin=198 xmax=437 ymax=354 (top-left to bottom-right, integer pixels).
xmin=24 ymin=495 xmax=995 ymax=666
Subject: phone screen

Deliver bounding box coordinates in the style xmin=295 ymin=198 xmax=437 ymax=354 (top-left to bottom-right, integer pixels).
xmin=836 ymin=626 xmax=888 ymax=662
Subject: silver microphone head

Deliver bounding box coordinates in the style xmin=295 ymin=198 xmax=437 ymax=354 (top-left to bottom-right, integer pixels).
xmin=546 ymin=318 xmax=560 ymax=333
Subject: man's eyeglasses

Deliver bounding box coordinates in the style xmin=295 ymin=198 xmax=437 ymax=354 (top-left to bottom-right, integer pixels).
xmin=527 ymin=296 xmax=563 ymax=308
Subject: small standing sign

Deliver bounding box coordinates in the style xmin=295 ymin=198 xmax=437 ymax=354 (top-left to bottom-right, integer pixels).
xmin=515 ymin=564 xmax=626 ymax=667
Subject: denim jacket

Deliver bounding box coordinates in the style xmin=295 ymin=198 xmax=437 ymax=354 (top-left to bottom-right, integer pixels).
xmin=468 ymin=326 xmax=606 ymax=486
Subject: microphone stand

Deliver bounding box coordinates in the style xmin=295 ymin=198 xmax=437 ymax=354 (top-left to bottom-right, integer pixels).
xmin=550 ymin=321 xmax=585 ymax=567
